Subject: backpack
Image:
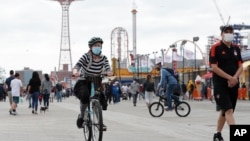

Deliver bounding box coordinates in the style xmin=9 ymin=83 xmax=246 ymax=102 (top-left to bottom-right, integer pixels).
xmin=163 ymin=68 xmax=179 ymax=82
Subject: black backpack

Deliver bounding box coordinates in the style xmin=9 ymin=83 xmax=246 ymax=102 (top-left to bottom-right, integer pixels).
xmin=163 ymin=68 xmax=179 ymax=82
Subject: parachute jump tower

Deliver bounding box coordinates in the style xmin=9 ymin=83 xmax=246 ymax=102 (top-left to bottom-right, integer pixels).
xmin=52 ymin=0 xmax=82 ymax=71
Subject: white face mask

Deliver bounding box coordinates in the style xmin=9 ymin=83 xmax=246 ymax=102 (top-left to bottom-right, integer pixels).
xmin=223 ymin=33 xmax=234 ymax=42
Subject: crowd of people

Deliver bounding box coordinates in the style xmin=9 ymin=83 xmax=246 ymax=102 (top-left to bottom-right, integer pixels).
xmin=0 ymin=70 xmax=72 ymax=115
xmin=0 ymin=28 xmax=247 ymax=140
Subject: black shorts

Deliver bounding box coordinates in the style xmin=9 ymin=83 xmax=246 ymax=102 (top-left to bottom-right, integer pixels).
xmin=214 ymin=85 xmax=238 ymax=113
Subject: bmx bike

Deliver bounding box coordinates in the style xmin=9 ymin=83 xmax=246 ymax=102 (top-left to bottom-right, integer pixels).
xmin=149 ymin=94 xmax=191 ymax=117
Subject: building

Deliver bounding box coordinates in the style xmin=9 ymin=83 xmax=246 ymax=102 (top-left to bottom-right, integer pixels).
xmin=15 ymin=67 xmax=43 ymax=87
xmin=50 ymin=64 xmax=72 ymax=88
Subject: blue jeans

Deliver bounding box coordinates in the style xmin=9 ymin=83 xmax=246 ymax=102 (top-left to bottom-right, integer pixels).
xmin=165 ymin=84 xmax=179 ymax=109
xmin=57 ymin=91 xmax=62 ymax=102
xmin=31 ymin=91 xmax=39 ymax=111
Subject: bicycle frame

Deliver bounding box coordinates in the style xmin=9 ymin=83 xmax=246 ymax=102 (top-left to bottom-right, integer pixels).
xmin=82 ymin=75 xmax=103 ymax=141
xmin=157 ymin=94 xmax=179 ymax=107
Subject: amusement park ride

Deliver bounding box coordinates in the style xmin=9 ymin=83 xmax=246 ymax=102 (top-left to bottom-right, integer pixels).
xmin=108 ymin=0 xmax=250 ymax=83
xmin=110 ymin=22 xmax=250 ymax=83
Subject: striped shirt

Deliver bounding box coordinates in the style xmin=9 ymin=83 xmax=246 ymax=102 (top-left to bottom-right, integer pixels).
xmin=74 ymin=53 xmax=111 ymax=75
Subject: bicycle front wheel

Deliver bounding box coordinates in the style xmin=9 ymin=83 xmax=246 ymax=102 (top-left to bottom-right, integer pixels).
xmin=91 ymin=99 xmax=103 ymax=141
xmin=175 ymin=101 xmax=191 ymax=117
xmin=149 ymin=102 xmax=164 ymax=117
xmin=83 ymin=110 xmax=91 ymax=141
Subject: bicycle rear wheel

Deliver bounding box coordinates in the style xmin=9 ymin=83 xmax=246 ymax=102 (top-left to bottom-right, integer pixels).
xmin=149 ymin=102 xmax=164 ymax=117
xmin=91 ymin=99 xmax=103 ymax=141
xmin=175 ymin=101 xmax=191 ymax=117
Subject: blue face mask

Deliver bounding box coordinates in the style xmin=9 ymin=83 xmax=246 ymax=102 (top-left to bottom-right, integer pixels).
xmin=92 ymin=47 xmax=102 ymax=55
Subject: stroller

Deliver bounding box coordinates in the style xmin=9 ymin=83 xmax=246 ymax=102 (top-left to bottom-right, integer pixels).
xmin=121 ymin=92 xmax=128 ymax=100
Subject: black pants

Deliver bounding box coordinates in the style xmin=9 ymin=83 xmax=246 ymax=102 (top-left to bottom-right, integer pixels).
xmin=43 ymin=94 xmax=50 ymax=107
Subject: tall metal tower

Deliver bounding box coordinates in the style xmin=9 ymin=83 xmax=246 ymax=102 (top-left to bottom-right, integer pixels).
xmin=131 ymin=1 xmax=137 ymax=58
xmin=52 ymin=0 xmax=80 ymax=71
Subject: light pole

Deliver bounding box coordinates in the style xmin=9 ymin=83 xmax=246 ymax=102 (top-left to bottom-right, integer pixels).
xmin=160 ymin=49 xmax=166 ymax=66
xmin=117 ymin=58 xmax=121 ymax=83
xmin=193 ymin=36 xmax=199 ymax=80
xmin=152 ymin=51 xmax=158 ymax=65
xmin=152 ymin=51 xmax=158 ymax=77
xmin=169 ymin=44 xmax=176 ymax=69
xmin=180 ymin=40 xmax=187 ymax=84
xmin=145 ymin=53 xmax=150 ymax=74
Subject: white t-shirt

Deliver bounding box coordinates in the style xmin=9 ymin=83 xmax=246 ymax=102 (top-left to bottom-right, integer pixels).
xmin=11 ymin=78 xmax=23 ymax=97
xmin=122 ymin=85 xmax=128 ymax=93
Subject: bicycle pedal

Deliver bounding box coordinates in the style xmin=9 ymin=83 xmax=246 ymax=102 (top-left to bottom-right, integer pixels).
xmin=102 ymin=126 xmax=107 ymax=131
xmin=98 ymin=124 xmax=107 ymax=131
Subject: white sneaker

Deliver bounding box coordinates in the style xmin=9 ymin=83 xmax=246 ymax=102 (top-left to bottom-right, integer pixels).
xmin=12 ymin=112 xmax=17 ymax=115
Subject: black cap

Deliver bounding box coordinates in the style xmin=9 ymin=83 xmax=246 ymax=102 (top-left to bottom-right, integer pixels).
xmin=220 ymin=25 xmax=234 ymax=33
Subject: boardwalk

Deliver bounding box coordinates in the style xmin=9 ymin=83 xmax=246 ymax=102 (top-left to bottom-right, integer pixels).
xmin=0 ymin=97 xmax=250 ymax=141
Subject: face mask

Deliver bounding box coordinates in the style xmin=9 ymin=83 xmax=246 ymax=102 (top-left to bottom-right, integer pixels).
xmin=92 ymin=47 xmax=102 ymax=55
xmin=223 ymin=33 xmax=234 ymax=42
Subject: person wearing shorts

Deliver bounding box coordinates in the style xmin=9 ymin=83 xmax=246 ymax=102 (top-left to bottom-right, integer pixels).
xmin=209 ymin=25 xmax=243 ymax=141
xmin=10 ymin=73 xmax=23 ymax=115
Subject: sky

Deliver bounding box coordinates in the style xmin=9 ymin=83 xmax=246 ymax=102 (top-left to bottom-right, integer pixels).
xmin=1 ymin=0 xmax=250 ymax=77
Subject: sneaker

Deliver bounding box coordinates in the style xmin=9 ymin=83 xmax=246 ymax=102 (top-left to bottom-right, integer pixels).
xmin=76 ymin=114 xmax=84 ymax=128
xmin=12 ymin=111 xmax=17 ymax=116
xmin=9 ymin=110 xmax=13 ymax=115
xmin=213 ymin=132 xmax=224 ymax=141
xmin=165 ymin=108 xmax=173 ymax=111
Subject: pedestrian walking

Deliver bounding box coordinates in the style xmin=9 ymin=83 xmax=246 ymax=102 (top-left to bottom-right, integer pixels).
xmin=4 ymin=70 xmax=15 ymax=108
xmin=27 ymin=71 xmax=41 ymax=114
xmin=41 ymin=74 xmax=53 ymax=108
xmin=130 ymin=79 xmax=140 ymax=106
xmin=187 ymin=80 xmax=195 ymax=100
xmin=56 ymin=82 xmax=63 ymax=102
xmin=143 ymin=74 xmax=155 ymax=108
xmin=10 ymin=73 xmax=23 ymax=115
xmin=209 ymin=25 xmax=243 ymax=141
xmin=112 ymin=81 xmax=121 ymax=104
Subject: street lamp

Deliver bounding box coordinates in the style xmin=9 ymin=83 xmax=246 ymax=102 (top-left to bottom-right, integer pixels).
xmin=160 ymin=49 xmax=166 ymax=66
xmin=180 ymin=40 xmax=187 ymax=84
xmin=169 ymin=44 xmax=176 ymax=69
xmin=145 ymin=53 xmax=150 ymax=74
xmin=193 ymin=36 xmax=199 ymax=79
xmin=152 ymin=51 xmax=158 ymax=65
xmin=117 ymin=58 xmax=121 ymax=83
xmin=152 ymin=51 xmax=158 ymax=77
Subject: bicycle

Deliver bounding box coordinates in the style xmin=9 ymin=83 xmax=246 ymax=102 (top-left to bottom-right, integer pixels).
xmin=77 ymin=74 xmax=106 ymax=141
xmin=149 ymin=94 xmax=191 ymax=117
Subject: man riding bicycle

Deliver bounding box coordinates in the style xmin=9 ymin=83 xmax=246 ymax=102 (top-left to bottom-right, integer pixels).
xmin=72 ymin=37 xmax=113 ymax=129
xmin=155 ymin=62 xmax=180 ymax=111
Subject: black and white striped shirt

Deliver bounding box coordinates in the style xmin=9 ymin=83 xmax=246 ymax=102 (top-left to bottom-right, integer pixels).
xmin=74 ymin=53 xmax=111 ymax=75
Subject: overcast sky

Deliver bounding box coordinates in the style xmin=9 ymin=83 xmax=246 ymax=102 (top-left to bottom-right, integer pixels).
xmin=1 ymin=0 xmax=250 ymax=76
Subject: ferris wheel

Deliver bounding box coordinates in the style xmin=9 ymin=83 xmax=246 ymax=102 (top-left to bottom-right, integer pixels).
xmin=110 ymin=27 xmax=129 ymax=69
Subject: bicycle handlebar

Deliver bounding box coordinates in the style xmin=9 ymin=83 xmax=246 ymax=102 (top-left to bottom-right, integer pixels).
xmin=72 ymin=72 xmax=107 ymax=79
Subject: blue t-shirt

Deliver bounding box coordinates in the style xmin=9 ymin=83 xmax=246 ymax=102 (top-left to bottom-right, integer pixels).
xmin=5 ymin=76 xmax=14 ymax=91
